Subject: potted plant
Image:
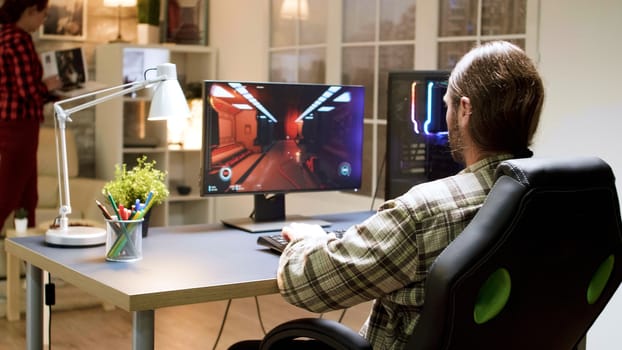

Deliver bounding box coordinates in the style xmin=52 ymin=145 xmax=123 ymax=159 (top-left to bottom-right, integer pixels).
xmin=14 ymin=207 xmax=28 ymax=234
xmin=136 ymin=0 xmax=161 ymax=44
xmin=102 ymin=155 xmax=169 ymax=237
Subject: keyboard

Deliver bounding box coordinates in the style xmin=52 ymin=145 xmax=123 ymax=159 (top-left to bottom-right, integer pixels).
xmin=257 ymin=230 xmax=345 ymax=254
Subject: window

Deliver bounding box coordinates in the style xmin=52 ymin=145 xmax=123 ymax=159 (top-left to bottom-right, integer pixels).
xmin=270 ymin=0 xmax=328 ymax=83
xmin=269 ymin=0 xmax=535 ymax=198
xmin=438 ymin=0 xmax=528 ymax=69
xmin=341 ymin=0 xmax=416 ymax=197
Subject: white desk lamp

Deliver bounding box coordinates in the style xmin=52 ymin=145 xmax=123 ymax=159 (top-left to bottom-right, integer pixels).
xmin=45 ymin=63 xmax=190 ymax=246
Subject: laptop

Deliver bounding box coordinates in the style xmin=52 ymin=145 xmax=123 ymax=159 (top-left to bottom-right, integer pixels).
xmin=40 ymin=47 xmax=107 ymax=98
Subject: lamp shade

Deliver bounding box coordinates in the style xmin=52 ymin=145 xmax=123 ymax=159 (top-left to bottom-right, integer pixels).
xmin=148 ymin=63 xmax=191 ymax=121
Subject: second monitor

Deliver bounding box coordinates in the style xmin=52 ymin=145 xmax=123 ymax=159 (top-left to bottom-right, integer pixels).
xmin=200 ymin=81 xmax=365 ymax=232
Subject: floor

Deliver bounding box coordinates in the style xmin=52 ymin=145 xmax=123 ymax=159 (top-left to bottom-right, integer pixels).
xmin=0 ymin=279 xmax=373 ymax=350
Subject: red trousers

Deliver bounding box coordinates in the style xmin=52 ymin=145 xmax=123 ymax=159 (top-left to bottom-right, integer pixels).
xmin=0 ymin=119 xmax=39 ymax=233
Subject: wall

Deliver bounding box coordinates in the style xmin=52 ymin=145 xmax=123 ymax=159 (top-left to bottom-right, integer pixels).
xmin=209 ymin=0 xmax=269 ymax=82
xmin=534 ymin=0 xmax=622 ymax=348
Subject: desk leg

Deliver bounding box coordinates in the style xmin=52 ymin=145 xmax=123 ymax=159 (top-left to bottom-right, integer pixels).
xmin=26 ymin=263 xmax=43 ymax=350
xmin=132 ymin=310 xmax=155 ymax=350
xmin=6 ymin=250 xmax=21 ymax=321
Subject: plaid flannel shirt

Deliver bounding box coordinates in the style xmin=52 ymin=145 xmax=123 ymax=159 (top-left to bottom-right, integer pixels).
xmin=0 ymin=24 xmax=48 ymax=121
xmin=277 ymin=153 xmax=514 ymax=350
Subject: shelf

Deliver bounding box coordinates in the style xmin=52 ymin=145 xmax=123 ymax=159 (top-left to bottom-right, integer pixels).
xmin=123 ymin=147 xmax=168 ymax=153
xmin=169 ymin=193 xmax=205 ymax=202
xmin=94 ymin=43 xmax=217 ymax=227
xmin=122 ymin=96 xmax=151 ymax=102
xmin=168 ymin=148 xmax=202 ymax=152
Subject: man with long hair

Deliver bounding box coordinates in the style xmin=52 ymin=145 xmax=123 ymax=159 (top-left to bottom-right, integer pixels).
xmin=229 ymin=41 xmax=544 ymax=350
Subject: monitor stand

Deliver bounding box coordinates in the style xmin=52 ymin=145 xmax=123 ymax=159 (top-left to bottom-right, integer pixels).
xmin=221 ymin=194 xmax=331 ymax=233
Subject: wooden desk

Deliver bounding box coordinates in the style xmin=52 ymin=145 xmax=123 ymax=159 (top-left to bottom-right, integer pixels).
xmin=5 ymin=211 xmax=373 ymax=350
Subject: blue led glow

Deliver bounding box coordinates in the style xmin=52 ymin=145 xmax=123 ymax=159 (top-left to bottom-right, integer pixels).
xmin=423 ymin=81 xmax=448 ymax=136
xmin=424 ymin=82 xmax=434 ymax=135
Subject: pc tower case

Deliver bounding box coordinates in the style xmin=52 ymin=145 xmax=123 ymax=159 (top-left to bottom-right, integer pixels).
xmin=385 ymin=70 xmax=463 ymax=200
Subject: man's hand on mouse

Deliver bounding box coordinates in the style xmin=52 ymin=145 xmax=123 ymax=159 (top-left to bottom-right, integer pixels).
xmin=281 ymin=222 xmax=326 ymax=242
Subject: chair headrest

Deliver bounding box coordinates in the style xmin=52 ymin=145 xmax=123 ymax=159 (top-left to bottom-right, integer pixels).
xmin=408 ymin=156 xmax=622 ymax=349
xmin=495 ymin=156 xmax=615 ymax=188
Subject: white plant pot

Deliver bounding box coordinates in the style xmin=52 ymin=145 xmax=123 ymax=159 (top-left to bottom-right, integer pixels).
xmin=137 ymin=24 xmax=160 ymax=44
xmin=14 ymin=218 xmax=28 ymax=235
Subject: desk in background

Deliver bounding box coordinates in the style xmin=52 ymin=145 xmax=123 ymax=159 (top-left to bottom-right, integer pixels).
xmin=5 ymin=210 xmax=374 ymax=350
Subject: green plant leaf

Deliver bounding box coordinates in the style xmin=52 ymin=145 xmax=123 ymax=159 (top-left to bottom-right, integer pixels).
xmin=102 ymin=155 xmax=169 ymax=208
xmin=137 ymin=0 xmax=160 ymax=26
xmin=14 ymin=207 xmax=28 ymax=219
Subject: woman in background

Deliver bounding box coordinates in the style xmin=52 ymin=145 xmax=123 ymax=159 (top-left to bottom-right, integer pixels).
xmin=0 ymin=0 xmax=61 ymax=234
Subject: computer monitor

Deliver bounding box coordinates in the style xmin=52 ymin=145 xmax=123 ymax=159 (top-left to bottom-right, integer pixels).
xmin=200 ymin=81 xmax=365 ymax=232
xmin=385 ymin=70 xmax=463 ymax=200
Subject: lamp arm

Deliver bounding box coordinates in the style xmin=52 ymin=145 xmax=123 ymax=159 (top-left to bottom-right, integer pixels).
xmin=54 ymin=77 xmax=166 ymax=120
xmin=52 ymin=76 xmax=165 ymax=230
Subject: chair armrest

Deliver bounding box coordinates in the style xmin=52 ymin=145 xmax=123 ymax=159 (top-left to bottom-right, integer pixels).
xmin=259 ymin=318 xmax=372 ymax=350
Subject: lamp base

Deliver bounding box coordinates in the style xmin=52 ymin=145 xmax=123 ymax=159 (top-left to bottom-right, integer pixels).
xmin=45 ymin=226 xmax=106 ymax=247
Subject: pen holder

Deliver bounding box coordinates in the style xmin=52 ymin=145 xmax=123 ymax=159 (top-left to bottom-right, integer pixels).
xmin=105 ymin=218 xmax=143 ymax=262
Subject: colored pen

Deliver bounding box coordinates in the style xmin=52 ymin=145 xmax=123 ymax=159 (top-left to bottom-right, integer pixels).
xmin=134 ymin=191 xmax=157 ymax=220
xmin=143 ymin=191 xmax=154 ymax=209
xmin=97 ymin=199 xmax=136 ymax=257
xmin=95 ymin=200 xmax=113 ymax=220
xmin=105 ymin=192 xmax=139 ymax=254
xmin=107 ymin=192 xmax=122 ymax=220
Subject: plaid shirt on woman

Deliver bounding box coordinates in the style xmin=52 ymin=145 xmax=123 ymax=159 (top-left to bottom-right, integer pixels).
xmin=0 ymin=23 xmax=48 ymax=121
xmin=277 ymin=153 xmax=514 ymax=350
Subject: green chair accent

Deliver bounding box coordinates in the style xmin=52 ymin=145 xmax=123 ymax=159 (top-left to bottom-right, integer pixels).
xmin=474 ymin=268 xmax=511 ymax=324
xmin=587 ymin=255 xmax=615 ymax=305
